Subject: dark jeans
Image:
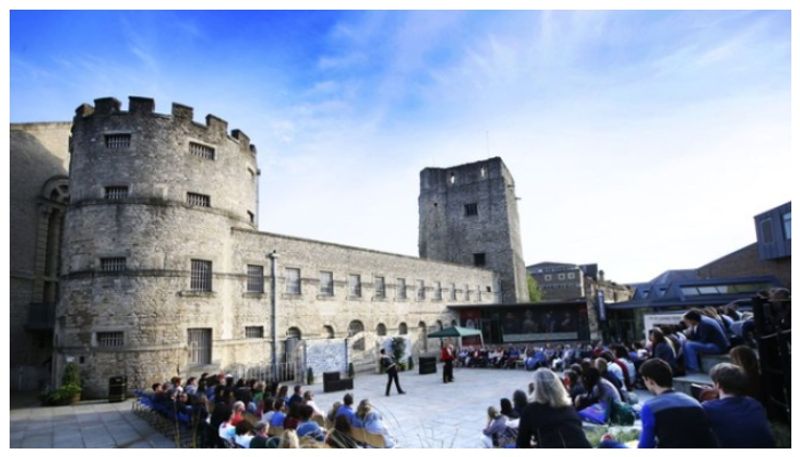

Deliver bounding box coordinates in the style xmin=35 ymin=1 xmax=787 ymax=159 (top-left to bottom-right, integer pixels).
xmin=443 ymin=360 xmax=454 ymax=382
xmin=386 ymin=369 xmax=403 ymax=394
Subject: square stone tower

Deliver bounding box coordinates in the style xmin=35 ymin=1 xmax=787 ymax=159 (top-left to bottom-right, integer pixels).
xmin=419 ymin=157 xmax=528 ymax=303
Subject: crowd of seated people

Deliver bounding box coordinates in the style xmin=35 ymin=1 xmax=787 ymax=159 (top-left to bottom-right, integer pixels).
xmin=137 ymin=375 xmax=397 ymax=449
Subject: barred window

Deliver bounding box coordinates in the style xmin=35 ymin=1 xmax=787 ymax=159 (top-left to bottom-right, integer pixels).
xmin=105 ymin=134 xmax=130 ymax=149
xmin=101 ymin=257 xmax=126 ymax=272
xmin=417 ymin=280 xmax=425 ymax=300
xmin=245 ymin=326 xmax=264 ymax=339
xmin=187 ymin=192 xmax=210 ymax=207
xmin=286 ymin=268 xmax=301 ymax=295
xmin=435 ymin=281 xmax=442 ymax=300
xmin=450 ymin=283 xmax=457 ymax=301
xmin=477 ymin=285 xmax=482 ymax=301
xmin=247 ymin=265 xmax=263 ymax=292
xmin=105 ymin=186 xmax=128 ymax=200
xmin=190 ymin=259 xmax=212 ymax=291
xmin=97 ymin=331 xmax=124 ymax=348
xmin=397 ymin=278 xmax=407 ymax=299
xmin=465 ymin=285 xmax=471 ymax=301
xmin=348 ymin=274 xmax=362 ymax=297
xmin=189 ymin=142 xmax=215 ymax=160
xmin=374 ymin=276 xmax=386 ymax=299
xmin=464 ymin=203 xmax=478 ymax=216
xmin=319 ymin=271 xmax=334 ymax=296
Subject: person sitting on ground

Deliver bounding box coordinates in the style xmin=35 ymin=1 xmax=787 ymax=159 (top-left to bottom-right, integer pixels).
xmin=249 ymin=422 xmax=273 ymax=448
xmin=229 ymin=400 xmax=246 ymax=426
xmin=682 ymin=309 xmax=730 ymax=373
xmin=612 ymin=345 xmax=636 ymax=390
xmin=288 ymin=384 xmax=304 ymax=408
xmin=296 ymin=404 xmax=326 ymax=441
xmin=270 ymin=398 xmax=287 ymax=429
xmin=576 ymin=367 xmax=620 ymax=421
xmin=637 ymin=358 xmax=716 ymax=448
xmin=594 ymin=358 xmax=625 ymax=400
xmin=517 ymin=368 xmax=591 ymax=448
xmin=562 ymin=369 xmax=586 ymax=404
xmin=234 ymin=420 xmax=255 ymax=448
xmin=303 ymin=390 xmax=325 ymax=418
xmin=325 ymin=414 xmax=363 ymax=448
xmin=357 ymin=399 xmax=396 ymax=448
xmin=335 ymin=393 xmax=362 ymax=427
xmin=481 ymin=406 xmax=513 ymax=448
xmin=650 ymin=327 xmax=677 ymax=372
xmin=701 ymin=363 xmax=775 ymax=448
xmin=512 ymin=390 xmax=528 ymax=417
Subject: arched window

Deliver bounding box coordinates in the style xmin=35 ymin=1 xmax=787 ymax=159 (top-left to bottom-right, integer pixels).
xmin=418 ymin=321 xmax=428 ymax=352
xmin=286 ymin=327 xmax=302 ymax=340
xmin=437 ymin=320 xmax=444 ymax=331
xmin=348 ymin=320 xmax=365 ymax=351
xmin=376 ymin=323 xmax=387 ymax=336
xmin=322 ymin=325 xmax=335 ymax=339
xmin=451 ymin=319 xmax=457 ymax=328
xmin=399 ymin=322 xmax=408 ymax=335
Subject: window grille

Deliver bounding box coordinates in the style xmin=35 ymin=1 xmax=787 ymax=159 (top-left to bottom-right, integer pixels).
xmin=417 ymin=280 xmax=425 ymax=300
xmin=190 ymin=259 xmax=212 ymax=291
xmin=187 ymin=192 xmax=210 ymax=207
xmin=397 ymin=278 xmax=407 ymax=299
xmin=435 ymin=281 xmax=442 ymax=300
xmin=105 ymin=134 xmax=131 ymax=149
xmin=105 ymin=186 xmax=128 ymax=200
xmin=465 ymin=285 xmax=471 ymax=301
xmin=97 ymin=331 xmax=124 ymax=348
xmin=101 ymin=257 xmax=126 ymax=272
xmin=245 ymin=326 xmax=264 ymax=338
xmin=374 ymin=276 xmax=386 ymax=298
xmin=247 ymin=265 xmax=263 ymax=292
xmin=189 ymin=142 xmax=215 ymax=160
xmin=320 ymin=271 xmax=334 ymax=296
xmin=349 ymin=274 xmax=362 ymax=297
xmin=286 ymin=268 xmax=301 ymax=295
xmin=450 ymin=283 xmax=457 ymax=301
xmin=464 ymin=203 xmax=478 ymax=216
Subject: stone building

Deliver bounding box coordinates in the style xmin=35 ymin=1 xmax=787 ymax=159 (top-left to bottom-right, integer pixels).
xmin=11 ymin=96 xmax=528 ymax=397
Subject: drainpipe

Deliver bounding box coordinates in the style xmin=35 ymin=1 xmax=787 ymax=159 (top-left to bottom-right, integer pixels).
xmin=269 ymin=250 xmax=279 ymax=377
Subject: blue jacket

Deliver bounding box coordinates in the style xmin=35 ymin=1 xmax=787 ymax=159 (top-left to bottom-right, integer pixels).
xmin=638 ymin=390 xmax=716 ymax=448
xmin=702 ymin=396 xmax=775 ymax=448
xmin=689 ymin=315 xmax=729 ymax=351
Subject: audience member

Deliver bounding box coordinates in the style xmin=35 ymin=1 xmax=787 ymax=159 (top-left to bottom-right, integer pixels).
xmin=682 ymin=309 xmax=730 ymax=373
xmin=325 ymin=415 xmax=363 ymax=448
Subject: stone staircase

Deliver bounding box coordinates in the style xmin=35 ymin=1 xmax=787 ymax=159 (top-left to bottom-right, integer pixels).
xmin=672 ymin=353 xmax=731 ymax=396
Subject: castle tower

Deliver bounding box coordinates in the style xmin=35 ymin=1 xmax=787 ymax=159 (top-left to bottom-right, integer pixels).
xmin=419 ymin=157 xmax=528 ymax=303
xmin=55 ymin=97 xmax=259 ymax=395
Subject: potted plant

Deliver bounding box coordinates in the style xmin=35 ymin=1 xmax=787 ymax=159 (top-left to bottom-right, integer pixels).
xmin=61 ymin=362 xmax=82 ymax=404
xmin=306 ymin=367 xmax=314 ymax=385
xmin=348 ymin=362 xmax=355 ymax=378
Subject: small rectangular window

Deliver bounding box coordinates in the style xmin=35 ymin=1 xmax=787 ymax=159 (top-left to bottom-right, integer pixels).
xmin=397 ymin=278 xmax=407 ymax=299
xmin=465 ymin=285 xmax=471 ymax=301
xmin=374 ymin=276 xmax=386 ymax=299
xmin=245 ymin=326 xmax=264 ymax=339
xmin=320 ymin=271 xmax=334 ymax=296
xmin=434 ymin=281 xmax=442 ymax=300
xmin=286 ymin=268 xmax=301 ymax=295
xmin=187 ymin=192 xmax=211 ymax=207
xmin=247 ymin=265 xmax=264 ymax=293
xmin=97 ymin=331 xmax=124 ymax=348
xmin=349 ymin=274 xmax=362 ymax=297
xmin=247 ymin=211 xmax=255 ymax=224
xmin=188 ymin=328 xmax=212 ymax=365
xmin=450 ymin=283 xmax=457 ymax=301
xmin=477 ymin=285 xmax=482 ymax=301
xmin=105 ymin=186 xmax=128 ymax=200
xmin=191 ymin=259 xmax=212 ymax=291
xmin=473 ymin=253 xmax=486 ymax=267
xmin=783 ymin=213 xmax=791 ymax=240
xmin=190 ymin=142 xmax=215 ymax=160
xmin=464 ymin=203 xmax=478 ymax=216
xmin=101 ymin=257 xmax=126 ymax=272
xmin=417 ymin=280 xmax=425 ymax=300
xmin=105 ymin=134 xmax=130 ymax=149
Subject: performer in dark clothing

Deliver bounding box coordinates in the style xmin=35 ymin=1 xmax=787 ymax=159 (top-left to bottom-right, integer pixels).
xmin=381 ymin=348 xmax=406 ymax=396
xmin=441 ymin=344 xmax=455 ymax=383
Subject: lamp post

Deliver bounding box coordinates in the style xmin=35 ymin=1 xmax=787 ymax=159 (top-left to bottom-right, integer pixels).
xmin=269 ymin=250 xmax=279 ymax=378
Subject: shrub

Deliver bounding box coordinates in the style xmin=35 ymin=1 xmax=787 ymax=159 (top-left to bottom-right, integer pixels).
xmin=348 ymin=362 xmax=355 ymax=378
xmin=306 ymin=367 xmax=314 ymax=385
xmin=62 ymin=362 xmax=81 ymax=386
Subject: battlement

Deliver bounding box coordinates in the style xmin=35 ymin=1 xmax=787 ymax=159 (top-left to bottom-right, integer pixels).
xmin=73 ymin=96 xmax=256 ymax=154
xmin=420 ymin=156 xmax=513 ymax=191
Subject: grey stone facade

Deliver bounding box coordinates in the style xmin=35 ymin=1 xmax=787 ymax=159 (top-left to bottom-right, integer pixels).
xmin=44 ymin=97 xmax=510 ymax=397
xmin=419 ymin=158 xmax=528 ymax=304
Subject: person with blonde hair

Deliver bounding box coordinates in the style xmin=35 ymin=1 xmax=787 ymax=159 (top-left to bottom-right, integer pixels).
xmin=355 ymin=399 xmax=396 ymax=447
xmin=516 ymin=368 xmax=591 ymax=448
xmin=278 ymin=429 xmax=300 ymax=448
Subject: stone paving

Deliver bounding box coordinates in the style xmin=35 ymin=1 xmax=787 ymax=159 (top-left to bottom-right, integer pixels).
xmin=10 ymin=365 xmax=647 ymax=448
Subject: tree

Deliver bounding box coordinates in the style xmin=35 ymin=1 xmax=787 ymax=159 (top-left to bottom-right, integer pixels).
xmin=528 ymin=276 xmax=543 ymax=302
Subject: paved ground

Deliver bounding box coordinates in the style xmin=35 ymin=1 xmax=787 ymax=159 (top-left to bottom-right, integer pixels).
xmin=9 ymin=365 xmax=649 ymax=448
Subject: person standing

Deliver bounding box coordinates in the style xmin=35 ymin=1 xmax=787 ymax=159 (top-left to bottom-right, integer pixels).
xmin=381 ymin=348 xmax=406 ymax=396
xmin=441 ymin=343 xmax=455 ymax=383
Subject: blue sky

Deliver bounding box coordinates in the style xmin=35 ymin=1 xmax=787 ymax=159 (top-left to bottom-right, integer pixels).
xmin=10 ymin=10 xmax=792 ymax=283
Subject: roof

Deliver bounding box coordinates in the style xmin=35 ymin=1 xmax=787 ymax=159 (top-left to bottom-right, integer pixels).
xmin=426 ymin=326 xmax=483 ymax=338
